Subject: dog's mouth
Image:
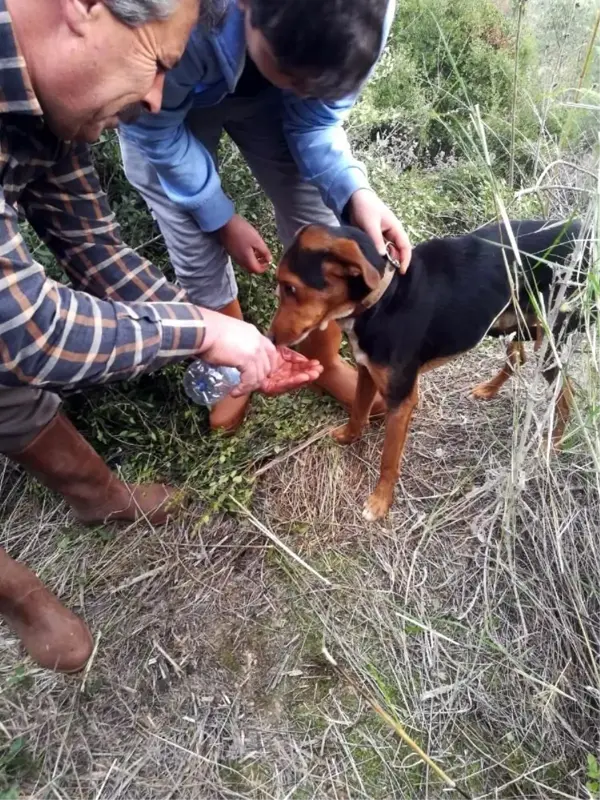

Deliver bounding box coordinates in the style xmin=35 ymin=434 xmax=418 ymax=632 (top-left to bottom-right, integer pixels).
xmin=271 ymin=325 xmax=315 ymax=348
xmin=288 ymin=327 xmax=316 ymax=346
xmin=273 ymin=314 xmax=338 ymax=346
xmin=271 ymin=302 xmax=356 ymax=347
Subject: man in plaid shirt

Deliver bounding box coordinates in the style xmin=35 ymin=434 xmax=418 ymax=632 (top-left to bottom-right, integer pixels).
xmin=0 ymin=0 xmax=321 ymax=673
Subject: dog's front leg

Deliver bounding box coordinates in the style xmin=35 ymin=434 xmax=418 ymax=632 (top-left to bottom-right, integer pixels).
xmin=363 ymin=378 xmax=419 ymax=521
xmin=331 ymin=366 xmax=377 ymax=445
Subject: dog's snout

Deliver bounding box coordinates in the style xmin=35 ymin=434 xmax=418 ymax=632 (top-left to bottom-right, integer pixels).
xmin=267 ymin=331 xmax=276 ymax=344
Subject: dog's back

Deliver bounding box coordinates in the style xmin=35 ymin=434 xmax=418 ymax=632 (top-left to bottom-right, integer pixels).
xmin=374 ymin=218 xmax=584 ymax=367
xmin=474 ymin=218 xmax=584 ymax=339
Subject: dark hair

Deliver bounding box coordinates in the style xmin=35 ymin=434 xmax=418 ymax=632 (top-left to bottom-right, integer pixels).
xmin=246 ymin=0 xmax=389 ymax=100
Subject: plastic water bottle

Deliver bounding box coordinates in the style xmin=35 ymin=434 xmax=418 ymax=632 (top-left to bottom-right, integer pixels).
xmin=183 ymin=360 xmax=241 ymax=407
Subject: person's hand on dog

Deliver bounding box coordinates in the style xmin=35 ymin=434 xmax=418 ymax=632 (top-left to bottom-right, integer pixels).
xmin=217 ymin=214 xmax=272 ymax=274
xmin=349 ymin=188 xmax=412 ymax=273
xmin=252 ymin=346 xmax=323 ymax=397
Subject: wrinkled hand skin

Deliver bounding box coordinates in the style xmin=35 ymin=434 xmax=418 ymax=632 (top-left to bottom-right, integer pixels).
xmin=259 ymin=347 xmax=323 ymax=396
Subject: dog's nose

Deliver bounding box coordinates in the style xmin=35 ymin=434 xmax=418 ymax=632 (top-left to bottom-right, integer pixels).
xmin=267 ymin=331 xmax=276 ymax=344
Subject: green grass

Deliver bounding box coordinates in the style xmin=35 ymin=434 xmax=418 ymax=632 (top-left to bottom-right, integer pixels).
xmin=0 ymin=738 xmax=37 ymax=798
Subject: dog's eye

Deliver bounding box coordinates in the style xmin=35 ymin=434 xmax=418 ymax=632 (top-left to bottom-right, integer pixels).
xmin=283 ymin=284 xmax=297 ymax=298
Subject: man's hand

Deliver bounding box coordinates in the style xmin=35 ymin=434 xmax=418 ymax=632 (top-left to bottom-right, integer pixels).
xmin=217 ymin=214 xmax=272 ymax=274
xmin=199 ymin=309 xmax=278 ymax=395
xmin=258 ymin=347 xmax=323 ymax=396
xmin=349 ymin=189 xmax=412 ymax=273
xmin=198 ymin=311 xmax=321 ymax=397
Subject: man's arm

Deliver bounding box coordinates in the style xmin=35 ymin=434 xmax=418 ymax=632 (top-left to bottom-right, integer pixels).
xmin=0 ymin=181 xmax=206 ymax=390
xmin=281 ymin=95 xmax=370 ymax=219
xmin=119 ymin=108 xmax=235 ymax=234
xmin=21 ymin=140 xmax=189 ymax=305
xmin=3 ymin=148 xmax=308 ymax=396
xmin=0 ymin=194 xmax=290 ymax=396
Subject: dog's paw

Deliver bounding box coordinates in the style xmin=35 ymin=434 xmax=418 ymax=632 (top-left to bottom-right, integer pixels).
xmin=470 ymin=382 xmax=499 ymax=401
xmin=362 ymin=490 xmax=392 ymax=522
xmin=331 ymin=423 xmax=360 ymax=446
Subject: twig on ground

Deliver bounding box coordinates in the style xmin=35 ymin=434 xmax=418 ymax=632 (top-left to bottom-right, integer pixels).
xmin=229 ymin=496 xmax=332 ymax=586
xmin=321 ymin=645 xmax=472 ymax=799
xmin=80 ymin=630 xmax=102 ymax=694
xmin=253 ymin=424 xmax=339 ymax=477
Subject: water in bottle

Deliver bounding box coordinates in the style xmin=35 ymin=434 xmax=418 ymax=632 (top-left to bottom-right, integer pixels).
xmin=183 ymin=360 xmax=241 ymax=407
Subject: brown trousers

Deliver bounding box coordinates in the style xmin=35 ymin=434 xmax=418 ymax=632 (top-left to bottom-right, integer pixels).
xmin=0 ymin=387 xmax=60 ymax=454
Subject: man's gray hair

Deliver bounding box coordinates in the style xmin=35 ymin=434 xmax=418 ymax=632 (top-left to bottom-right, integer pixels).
xmin=104 ymin=0 xmax=227 ymax=27
xmin=103 ymin=0 xmax=178 ymax=25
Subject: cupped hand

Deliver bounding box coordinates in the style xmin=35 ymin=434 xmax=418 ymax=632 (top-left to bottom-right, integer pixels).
xmin=255 ymin=347 xmax=323 ymax=396
xmin=199 ymin=309 xmax=278 ymax=395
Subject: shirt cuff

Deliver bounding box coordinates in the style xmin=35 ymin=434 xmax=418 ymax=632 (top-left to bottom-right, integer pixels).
xmin=123 ymin=302 xmax=206 ymax=372
xmin=327 ymin=165 xmax=371 ymax=219
xmin=190 ymin=194 xmax=236 ymax=233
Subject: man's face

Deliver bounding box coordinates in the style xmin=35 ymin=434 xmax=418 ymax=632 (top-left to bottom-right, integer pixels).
xmin=240 ymin=3 xmax=310 ymax=97
xmin=38 ymin=0 xmax=198 ymax=142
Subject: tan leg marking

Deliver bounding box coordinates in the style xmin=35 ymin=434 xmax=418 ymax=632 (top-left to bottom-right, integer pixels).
xmin=331 ymin=366 xmax=378 ymax=445
xmin=471 ymin=340 xmax=525 ymax=400
xmin=363 ymin=378 xmax=419 ymax=522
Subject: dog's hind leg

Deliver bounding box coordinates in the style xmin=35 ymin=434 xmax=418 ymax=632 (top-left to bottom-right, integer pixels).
xmin=471 ymin=340 xmax=525 ymax=400
xmin=542 ymin=364 xmax=574 ymax=449
xmin=363 ymin=378 xmax=419 ymax=522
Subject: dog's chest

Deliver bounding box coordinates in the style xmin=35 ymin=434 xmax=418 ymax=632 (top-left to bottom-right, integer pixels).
xmin=339 ymin=319 xmax=369 ymax=367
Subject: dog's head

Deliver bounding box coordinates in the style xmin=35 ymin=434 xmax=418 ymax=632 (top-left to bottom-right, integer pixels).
xmin=269 ymin=224 xmax=387 ymax=346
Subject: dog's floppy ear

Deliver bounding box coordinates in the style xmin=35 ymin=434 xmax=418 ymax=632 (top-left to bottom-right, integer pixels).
xmin=327 ymin=238 xmax=382 ymax=291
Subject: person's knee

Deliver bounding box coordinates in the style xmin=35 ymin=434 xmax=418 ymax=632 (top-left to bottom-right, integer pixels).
xmin=173 ymin=253 xmax=238 ymax=309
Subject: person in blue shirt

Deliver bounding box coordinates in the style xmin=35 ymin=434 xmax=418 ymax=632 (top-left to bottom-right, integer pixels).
xmin=119 ymin=0 xmax=412 ymax=432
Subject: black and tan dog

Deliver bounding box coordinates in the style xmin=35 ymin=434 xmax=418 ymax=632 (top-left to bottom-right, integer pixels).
xmin=269 ymin=219 xmax=585 ymax=521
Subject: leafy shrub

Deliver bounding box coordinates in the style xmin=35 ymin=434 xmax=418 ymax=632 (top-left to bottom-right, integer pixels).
xmin=353 ymin=0 xmax=539 ymax=173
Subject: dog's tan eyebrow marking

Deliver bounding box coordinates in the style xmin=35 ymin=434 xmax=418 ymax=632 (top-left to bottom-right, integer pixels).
xmin=298 ymin=226 xmax=336 ymax=252
xmin=298 ymin=227 xmax=377 ymax=274
xmin=276 ymin=261 xmax=304 ymax=286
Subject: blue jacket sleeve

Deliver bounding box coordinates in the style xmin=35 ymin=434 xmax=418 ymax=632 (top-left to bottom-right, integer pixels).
xmin=281 ymin=96 xmax=371 ymax=218
xmin=281 ymin=0 xmax=396 ymax=218
xmin=119 ymin=102 xmax=234 ymax=233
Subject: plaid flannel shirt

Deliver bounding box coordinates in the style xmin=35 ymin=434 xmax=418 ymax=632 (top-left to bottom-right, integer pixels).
xmin=0 ymin=4 xmax=206 ymax=391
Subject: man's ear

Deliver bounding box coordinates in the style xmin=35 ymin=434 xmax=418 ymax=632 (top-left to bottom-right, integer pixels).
xmin=61 ymin=0 xmax=101 ymax=36
xmin=328 ymin=238 xmax=382 ymax=291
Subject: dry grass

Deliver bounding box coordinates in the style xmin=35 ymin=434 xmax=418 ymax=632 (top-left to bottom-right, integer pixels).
xmin=2 ymin=337 xmax=599 ymax=798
